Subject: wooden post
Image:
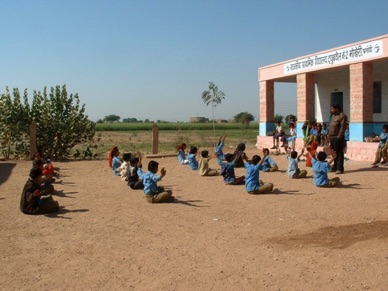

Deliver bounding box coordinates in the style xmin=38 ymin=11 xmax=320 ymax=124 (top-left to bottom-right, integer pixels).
xmin=152 ymin=123 xmax=159 ymax=154
xmin=29 ymin=120 xmax=37 ymax=160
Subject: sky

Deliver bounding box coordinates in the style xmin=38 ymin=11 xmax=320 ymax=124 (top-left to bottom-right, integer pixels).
xmin=1 ymin=0 xmax=388 ymax=122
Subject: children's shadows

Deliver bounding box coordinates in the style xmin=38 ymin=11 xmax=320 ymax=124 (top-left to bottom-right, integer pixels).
xmin=165 ymin=196 xmax=204 ymax=207
xmin=337 ymin=183 xmax=361 ymax=189
xmin=270 ymin=189 xmax=314 ymax=196
xmin=45 ymin=207 xmax=89 ymax=219
xmin=55 ymin=190 xmax=78 ymax=198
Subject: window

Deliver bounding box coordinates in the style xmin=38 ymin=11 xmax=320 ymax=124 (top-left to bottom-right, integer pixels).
xmin=373 ymin=81 xmax=382 ymax=113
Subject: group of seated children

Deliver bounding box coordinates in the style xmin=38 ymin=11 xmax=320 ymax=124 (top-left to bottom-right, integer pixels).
xmin=109 ymin=146 xmax=173 ymax=203
xmin=176 ymin=137 xmax=277 ymax=195
xmin=286 ymin=147 xmax=340 ymax=187
xmin=20 ymin=150 xmax=60 ymax=215
xmin=109 ymin=146 xmax=144 ymax=190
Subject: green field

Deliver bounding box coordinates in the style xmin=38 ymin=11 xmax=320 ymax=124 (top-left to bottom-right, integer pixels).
xmin=79 ymin=122 xmax=260 ymax=158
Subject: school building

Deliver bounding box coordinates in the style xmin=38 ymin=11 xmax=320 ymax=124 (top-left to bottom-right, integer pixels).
xmin=257 ymin=34 xmax=388 ymax=162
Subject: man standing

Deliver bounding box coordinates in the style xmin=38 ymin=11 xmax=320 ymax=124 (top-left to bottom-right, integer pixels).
xmin=328 ymin=103 xmax=348 ymax=174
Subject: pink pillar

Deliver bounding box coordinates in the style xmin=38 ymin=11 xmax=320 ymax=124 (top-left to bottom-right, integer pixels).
xmin=259 ymin=80 xmax=275 ymax=135
xmin=349 ymin=62 xmax=374 ymax=141
xmin=297 ymin=73 xmax=315 ymax=122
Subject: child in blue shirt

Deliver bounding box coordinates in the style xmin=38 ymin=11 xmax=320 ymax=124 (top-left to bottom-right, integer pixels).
xmin=244 ymin=155 xmax=274 ymax=194
xmin=261 ymin=148 xmax=278 ymax=172
xmin=307 ymin=150 xmax=340 ymax=187
xmin=111 ymin=147 xmax=122 ymax=176
xmin=287 ymin=149 xmax=307 ymax=178
xmin=177 ymin=143 xmax=189 ymax=165
xmin=137 ymin=160 xmax=173 ymax=203
xmin=220 ymin=153 xmax=245 ymax=185
xmin=187 ymin=146 xmax=199 ymax=170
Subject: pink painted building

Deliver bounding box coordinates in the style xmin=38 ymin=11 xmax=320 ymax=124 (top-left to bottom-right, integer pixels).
xmin=257 ymin=34 xmax=388 ymax=162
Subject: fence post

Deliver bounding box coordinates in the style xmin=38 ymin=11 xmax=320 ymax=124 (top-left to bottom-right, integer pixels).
xmin=152 ymin=123 xmax=159 ymax=154
xmin=29 ymin=120 xmax=37 ymax=160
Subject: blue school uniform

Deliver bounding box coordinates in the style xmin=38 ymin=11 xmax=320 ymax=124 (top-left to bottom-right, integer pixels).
xmin=309 ymin=128 xmax=318 ymax=136
xmin=188 ymin=153 xmax=198 ymax=170
xmin=245 ymin=162 xmax=263 ymax=192
xmin=215 ymin=141 xmax=225 ymax=160
xmin=137 ymin=169 xmax=161 ymax=195
xmin=112 ymin=156 xmax=121 ymax=175
xmin=378 ymin=132 xmax=388 ymax=148
xmin=311 ymin=158 xmax=330 ymax=186
xmin=221 ymin=161 xmax=236 ymax=184
xmin=261 ymin=156 xmax=277 ymax=172
xmin=287 ymin=156 xmax=299 ymax=178
xmin=177 ymin=150 xmax=187 ymax=164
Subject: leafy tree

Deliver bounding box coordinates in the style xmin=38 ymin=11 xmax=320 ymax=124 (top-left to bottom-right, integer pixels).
xmin=103 ymin=114 xmax=121 ymax=123
xmin=201 ymin=82 xmax=225 ymax=141
xmin=285 ymin=114 xmax=297 ymax=125
xmin=274 ymin=114 xmax=284 ymax=123
xmin=234 ymin=111 xmax=255 ymax=130
xmin=0 ymin=85 xmax=96 ymax=160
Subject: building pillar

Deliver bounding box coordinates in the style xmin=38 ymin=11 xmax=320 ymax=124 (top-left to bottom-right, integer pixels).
xmin=349 ymin=62 xmax=374 ymax=141
xmin=296 ymin=73 xmax=315 ymax=137
xmin=259 ymin=80 xmax=275 ymax=136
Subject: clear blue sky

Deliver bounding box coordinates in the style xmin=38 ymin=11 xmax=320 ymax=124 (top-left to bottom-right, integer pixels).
xmin=1 ymin=0 xmax=387 ymax=122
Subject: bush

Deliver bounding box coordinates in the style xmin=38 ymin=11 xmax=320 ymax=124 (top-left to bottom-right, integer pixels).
xmin=0 ymin=85 xmax=96 ymax=160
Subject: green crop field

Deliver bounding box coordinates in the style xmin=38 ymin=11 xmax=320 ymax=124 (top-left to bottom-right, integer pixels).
xmin=74 ymin=122 xmax=261 ymax=158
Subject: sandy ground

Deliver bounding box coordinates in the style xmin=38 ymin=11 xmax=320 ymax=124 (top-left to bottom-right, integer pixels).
xmin=0 ymin=147 xmax=387 ymax=290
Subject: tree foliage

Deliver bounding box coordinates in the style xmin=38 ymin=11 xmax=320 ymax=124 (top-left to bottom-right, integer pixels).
xmin=274 ymin=114 xmax=284 ymax=123
xmin=103 ymin=114 xmax=121 ymax=123
xmin=201 ymin=82 xmax=225 ymax=142
xmin=234 ymin=111 xmax=255 ymax=130
xmin=0 ymin=85 xmax=96 ymax=159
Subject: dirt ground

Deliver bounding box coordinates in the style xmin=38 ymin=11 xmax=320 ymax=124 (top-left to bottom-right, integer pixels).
xmin=1 ymin=147 xmax=387 ymax=290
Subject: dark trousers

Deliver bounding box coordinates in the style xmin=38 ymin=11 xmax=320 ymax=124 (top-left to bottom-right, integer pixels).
xmin=330 ymin=137 xmax=345 ymax=172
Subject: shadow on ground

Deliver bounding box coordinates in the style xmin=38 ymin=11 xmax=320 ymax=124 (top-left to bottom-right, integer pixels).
xmin=0 ymin=162 xmax=17 ymax=185
xmin=267 ymin=220 xmax=388 ymax=249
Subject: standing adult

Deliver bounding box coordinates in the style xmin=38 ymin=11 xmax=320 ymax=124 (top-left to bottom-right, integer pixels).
xmin=328 ymin=103 xmax=348 ymax=174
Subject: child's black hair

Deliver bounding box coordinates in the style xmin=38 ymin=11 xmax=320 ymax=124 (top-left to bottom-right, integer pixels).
xmin=263 ymin=148 xmax=269 ymax=155
xmin=290 ymin=151 xmax=298 ymax=159
xmin=189 ymin=146 xmax=198 ymax=154
xmin=33 ymin=159 xmax=43 ymax=168
xmin=251 ymin=155 xmax=261 ymax=165
xmin=383 ymin=124 xmax=388 ymax=131
xmin=201 ymin=150 xmax=209 ymax=158
xmin=237 ymin=143 xmax=246 ymax=151
xmin=130 ymin=156 xmax=139 ymax=164
xmin=148 ymin=160 xmax=159 ymax=172
xmin=317 ymin=151 xmax=327 ymax=162
xmin=224 ymin=153 xmax=234 ymax=162
xmin=122 ymin=153 xmax=132 ymax=162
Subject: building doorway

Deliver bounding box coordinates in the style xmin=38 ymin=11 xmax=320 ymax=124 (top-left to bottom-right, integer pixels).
xmin=331 ymin=92 xmax=343 ymax=110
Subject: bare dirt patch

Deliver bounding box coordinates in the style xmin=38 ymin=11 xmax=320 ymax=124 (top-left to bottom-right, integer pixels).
xmin=1 ymin=147 xmax=387 ymax=290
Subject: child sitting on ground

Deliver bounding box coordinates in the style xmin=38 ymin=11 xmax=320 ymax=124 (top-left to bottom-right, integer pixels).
xmin=320 ymin=122 xmax=329 ymax=146
xmin=243 ymin=154 xmax=274 ymax=194
xmin=305 ymin=136 xmax=319 ymax=167
xmin=118 ymin=153 xmax=132 ymax=181
xmin=220 ymin=153 xmax=245 ymax=185
xmin=177 ymin=143 xmax=189 ymax=165
xmin=137 ymin=160 xmax=173 ymax=203
xmin=20 ymin=168 xmax=59 ymax=215
xmin=109 ymin=146 xmax=121 ymax=175
xmin=260 ymin=148 xmax=279 ymax=172
xmin=127 ymin=156 xmax=144 ymax=189
xmin=371 ymin=124 xmax=388 ymax=167
xmin=188 ymin=146 xmax=199 ymax=170
xmin=198 ymin=150 xmax=218 ymax=176
xmin=287 ymin=149 xmax=307 ymax=179
xmin=307 ymin=150 xmax=340 ymax=187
